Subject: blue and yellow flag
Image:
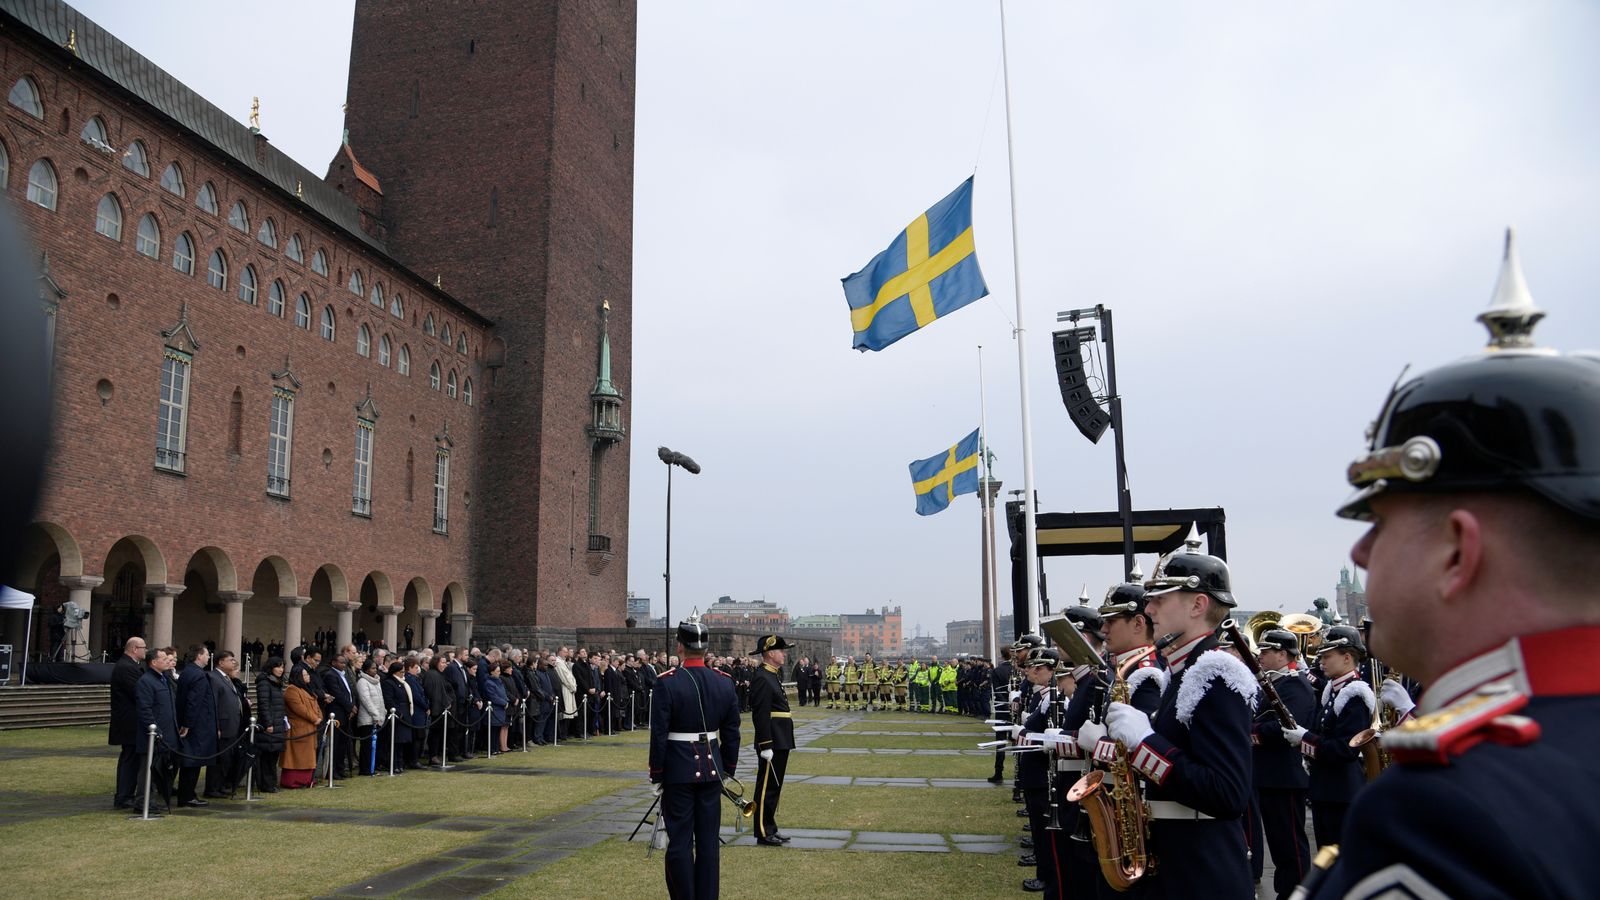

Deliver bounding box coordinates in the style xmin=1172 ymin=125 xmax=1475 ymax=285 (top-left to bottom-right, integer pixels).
xmin=842 ymin=177 xmax=989 ymax=352
xmin=909 ymin=429 xmax=981 ymax=516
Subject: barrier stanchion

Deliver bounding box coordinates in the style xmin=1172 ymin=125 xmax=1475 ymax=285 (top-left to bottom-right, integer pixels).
xmin=631 ymin=693 xmax=637 ymax=731
xmin=521 ymin=702 xmax=529 ymax=752
xmin=132 ymin=724 xmax=161 ymax=821
xmin=243 ymin=718 xmax=261 ymax=802
xmin=581 ymin=696 xmax=589 ymax=742
xmin=553 ymin=706 xmax=559 ymax=748
xmin=485 ymin=710 xmax=494 ymax=759
xmin=386 ymin=709 xmax=398 ymax=777
xmin=606 ymin=696 xmax=614 ymax=736
xmin=438 ymin=709 xmax=454 ymax=771
xmin=325 ymin=718 xmax=341 ymax=789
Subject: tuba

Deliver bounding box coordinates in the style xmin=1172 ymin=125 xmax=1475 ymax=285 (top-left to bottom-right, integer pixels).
xmin=1278 ymin=613 xmax=1325 ymax=657
xmin=1245 ymin=611 xmax=1282 ymax=652
xmin=1066 ymin=633 xmax=1176 ymax=891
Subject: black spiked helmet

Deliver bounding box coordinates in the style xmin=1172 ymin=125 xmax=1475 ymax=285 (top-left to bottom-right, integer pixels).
xmin=1259 ymin=629 xmax=1301 ymax=656
xmin=1339 ymin=230 xmax=1600 ymax=523
xmin=1010 ymin=633 xmax=1045 ymax=653
xmin=676 ymin=616 xmax=709 ymax=651
xmin=1023 ymin=647 xmax=1061 ymax=668
xmin=1099 ymin=581 xmax=1148 ymax=619
xmin=1145 ymin=545 xmax=1236 ymax=608
xmin=1317 ymin=624 xmax=1366 ymax=658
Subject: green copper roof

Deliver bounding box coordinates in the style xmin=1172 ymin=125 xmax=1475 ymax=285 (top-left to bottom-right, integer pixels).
xmin=592 ymin=300 xmax=621 ymax=398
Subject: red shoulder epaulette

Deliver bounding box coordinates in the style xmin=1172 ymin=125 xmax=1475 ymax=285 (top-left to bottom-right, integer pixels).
xmin=1382 ymin=682 xmax=1541 ymax=766
xmin=709 ymin=667 xmax=731 ymax=678
xmin=660 ymin=668 xmax=677 ymax=678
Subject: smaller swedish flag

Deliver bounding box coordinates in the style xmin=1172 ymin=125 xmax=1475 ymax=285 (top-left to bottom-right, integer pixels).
xmin=909 ymin=429 xmax=981 ymax=516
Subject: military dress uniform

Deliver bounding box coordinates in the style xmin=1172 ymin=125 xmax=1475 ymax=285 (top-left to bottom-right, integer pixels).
xmin=1295 ymin=649 xmax=1372 ymax=849
xmin=649 ymin=620 xmax=741 ymax=900
xmin=1016 ymin=649 xmax=1065 ymax=898
xmin=1249 ymin=646 xmax=1316 ymax=900
xmin=748 ymin=635 xmax=796 ymax=845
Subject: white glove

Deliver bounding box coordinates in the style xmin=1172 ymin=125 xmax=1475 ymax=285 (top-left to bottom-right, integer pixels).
xmin=759 ymin=749 xmax=773 ymax=761
xmin=1010 ymin=725 xmax=1024 ymax=740
xmin=1104 ymin=702 xmax=1154 ymax=748
xmin=1281 ymin=725 xmax=1308 ymax=747
xmin=652 ymin=782 xmax=663 ymax=797
xmin=1379 ymin=679 xmax=1415 ymax=719
xmin=1077 ymin=719 xmax=1107 ymax=748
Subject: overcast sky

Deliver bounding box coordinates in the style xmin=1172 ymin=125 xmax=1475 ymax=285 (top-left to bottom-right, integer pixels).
xmin=79 ymin=1 xmax=1600 ymax=639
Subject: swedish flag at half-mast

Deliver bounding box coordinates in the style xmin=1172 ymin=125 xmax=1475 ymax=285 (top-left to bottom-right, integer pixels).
xmin=909 ymin=429 xmax=981 ymax=516
xmin=842 ymin=178 xmax=989 ymax=351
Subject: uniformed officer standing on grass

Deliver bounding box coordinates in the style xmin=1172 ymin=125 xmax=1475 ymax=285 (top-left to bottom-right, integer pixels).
xmin=749 ymin=634 xmax=797 ymax=846
xmin=649 ymin=616 xmax=741 ymax=899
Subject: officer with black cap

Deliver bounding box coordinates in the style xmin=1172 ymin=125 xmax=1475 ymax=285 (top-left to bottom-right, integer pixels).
xmin=649 ymin=615 xmax=741 ymax=899
xmin=1281 ymin=624 xmax=1371 ymax=851
xmin=748 ymin=634 xmax=795 ymax=846
xmin=1100 ymin=540 xmax=1258 ymax=899
xmin=1250 ymin=629 xmax=1316 ymax=900
xmin=1014 ymin=646 xmax=1066 ymax=897
xmin=1307 ymin=231 xmax=1600 ymax=899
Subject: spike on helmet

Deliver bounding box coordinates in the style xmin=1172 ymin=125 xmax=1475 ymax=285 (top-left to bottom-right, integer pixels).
xmin=1144 ymin=546 xmax=1235 ymax=608
xmin=676 ymin=613 xmax=709 ymax=651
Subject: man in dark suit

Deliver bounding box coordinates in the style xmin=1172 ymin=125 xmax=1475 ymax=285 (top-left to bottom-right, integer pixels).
xmin=444 ymin=651 xmax=471 ymax=760
xmin=322 ymin=651 xmax=356 ymax=778
xmin=109 ymin=636 xmax=147 ymax=809
xmin=206 ymin=650 xmax=248 ymax=798
xmin=174 ymin=644 xmax=218 ymax=807
xmin=135 ymin=647 xmax=180 ymax=812
xmin=572 ymin=649 xmax=596 ymax=735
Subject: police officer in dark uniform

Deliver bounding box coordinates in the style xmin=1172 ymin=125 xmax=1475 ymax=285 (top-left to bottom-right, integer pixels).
xmin=1250 ymin=629 xmax=1316 ymax=900
xmin=748 ymin=634 xmax=795 ymax=846
xmin=1104 ymin=543 xmax=1258 ymax=899
xmin=1282 ymin=624 xmax=1372 ymax=850
xmin=1306 ymin=232 xmax=1600 ymax=898
xmin=649 ymin=617 xmax=741 ymax=900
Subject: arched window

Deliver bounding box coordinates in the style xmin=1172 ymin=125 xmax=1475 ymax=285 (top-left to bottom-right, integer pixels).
xmin=441 ymin=324 xmax=452 ymax=346
xmin=160 ymin=162 xmax=184 ymax=196
xmin=238 ymin=265 xmax=257 ymax=305
xmin=228 ymin=200 xmax=249 ymax=232
xmin=390 ymin=293 xmax=403 ymax=318
xmin=462 ymin=377 xmax=474 ymax=407
xmin=79 ymin=116 xmax=109 ymax=148
xmin=255 ymin=218 xmax=276 ymax=248
xmin=429 ymin=362 xmax=441 ymax=391
xmin=423 ymin=313 xmax=436 ymax=336
xmin=26 ymin=159 xmax=57 ymax=210
xmin=267 ymin=280 xmax=286 ymax=318
xmin=95 ymin=193 xmax=122 ymax=240
xmin=348 ymin=270 xmax=363 ymax=295
xmin=446 ymin=369 xmax=458 ymax=399
xmin=370 ymin=284 xmax=384 ymax=309
xmin=196 ymin=182 xmax=219 ymax=214
xmin=311 ymin=248 xmax=329 ymax=276
xmin=123 ymin=140 xmax=150 ymax=177
xmin=457 ymin=333 xmax=468 ymax=355
xmin=357 ymin=324 xmax=371 ymax=357
xmin=0 ymin=138 xmax=7 ymax=189
xmin=398 ymin=344 xmax=411 ymax=376
xmin=285 ymin=234 xmax=304 ymax=263
xmin=173 ymin=232 xmax=195 ymax=275
xmin=378 ymin=334 xmax=392 ymax=367
xmin=207 ymin=249 xmax=228 ymax=291
xmin=320 ymin=306 xmax=336 ymax=341
xmin=136 ymin=213 xmax=160 ymax=258
xmin=295 ymin=294 xmax=312 ymax=329
xmin=8 ymin=76 xmax=42 ymax=118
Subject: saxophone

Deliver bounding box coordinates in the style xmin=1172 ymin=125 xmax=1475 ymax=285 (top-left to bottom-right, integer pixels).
xmin=1066 ymin=639 xmax=1169 ymax=891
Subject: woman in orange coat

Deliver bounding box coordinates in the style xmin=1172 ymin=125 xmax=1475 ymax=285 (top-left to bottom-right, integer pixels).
xmin=280 ymin=664 xmax=323 ymax=789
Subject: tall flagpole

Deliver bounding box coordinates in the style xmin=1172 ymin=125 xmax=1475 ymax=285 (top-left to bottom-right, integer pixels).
xmin=998 ymin=0 xmax=1041 ymax=633
xmin=978 ymin=346 xmax=998 ymax=664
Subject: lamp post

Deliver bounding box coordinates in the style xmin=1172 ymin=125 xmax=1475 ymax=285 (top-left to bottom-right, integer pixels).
xmin=659 ymin=446 xmax=702 ymax=657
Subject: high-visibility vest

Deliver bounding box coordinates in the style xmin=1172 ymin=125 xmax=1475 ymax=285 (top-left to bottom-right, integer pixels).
xmin=939 ymin=666 xmax=957 ymax=689
xmin=912 ymin=666 xmax=931 ymax=686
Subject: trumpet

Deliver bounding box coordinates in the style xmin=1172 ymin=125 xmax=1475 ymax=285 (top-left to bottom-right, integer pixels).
xmin=721 ymin=775 xmax=756 ymax=817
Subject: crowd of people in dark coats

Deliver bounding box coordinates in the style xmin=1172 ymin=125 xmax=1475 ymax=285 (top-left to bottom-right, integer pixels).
xmin=106 ymin=635 xmax=682 ymax=812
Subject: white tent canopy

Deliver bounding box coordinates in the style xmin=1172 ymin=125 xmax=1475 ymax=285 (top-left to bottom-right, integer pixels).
xmin=3 ymin=586 xmax=37 ymax=686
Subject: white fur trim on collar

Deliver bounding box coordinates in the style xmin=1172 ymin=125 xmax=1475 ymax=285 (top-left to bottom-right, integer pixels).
xmin=1333 ymin=679 xmax=1375 ymax=718
xmin=1126 ymin=666 xmax=1169 ymax=697
xmin=1176 ymin=649 xmax=1261 ymax=726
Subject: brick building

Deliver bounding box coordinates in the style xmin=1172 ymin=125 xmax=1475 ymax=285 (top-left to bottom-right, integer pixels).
xmin=698 ymin=595 xmax=789 ymax=633
xmin=1 ymin=0 xmax=634 ymax=666
xmin=838 ymin=606 xmax=903 ymax=658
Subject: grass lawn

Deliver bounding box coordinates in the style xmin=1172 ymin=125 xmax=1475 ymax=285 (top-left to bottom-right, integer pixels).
xmin=0 ymin=755 xmax=114 ymax=796
xmin=788 ymin=750 xmax=996 ymax=780
xmin=834 ymin=718 xmax=990 ymax=734
xmin=767 ymin=784 xmax=1015 ymax=834
xmin=0 ymin=724 xmax=108 ymax=750
xmin=809 ymin=733 xmax=986 ymax=751
xmin=485 ymin=838 xmax=1014 ymax=897
xmin=270 ymin=769 xmax=623 ymax=817
xmin=0 ymin=812 xmax=471 ymax=898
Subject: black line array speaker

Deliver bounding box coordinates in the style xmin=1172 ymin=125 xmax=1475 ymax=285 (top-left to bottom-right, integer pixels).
xmin=1053 ymin=327 xmax=1110 ymax=444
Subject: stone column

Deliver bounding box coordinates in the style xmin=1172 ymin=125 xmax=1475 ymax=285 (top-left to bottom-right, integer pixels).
xmin=216 ymin=591 xmax=252 ymax=661
xmin=282 ymin=595 xmax=311 ymax=654
xmin=146 ymin=583 xmax=185 ymax=649
xmin=451 ymin=612 xmax=475 ymax=649
xmin=58 ymin=575 xmax=103 ymax=661
xmin=377 ymin=605 xmax=401 ymax=652
xmin=418 ymin=608 xmax=442 ymax=648
xmin=333 ymin=600 xmax=360 ymax=651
